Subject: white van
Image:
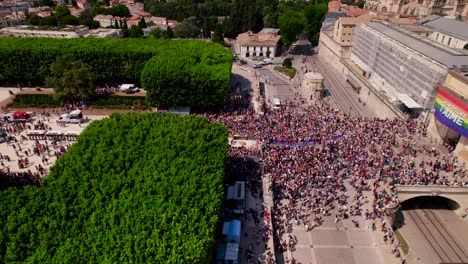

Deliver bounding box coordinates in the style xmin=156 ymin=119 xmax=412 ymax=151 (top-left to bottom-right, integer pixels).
xmin=272 ymin=98 xmax=281 ymax=110
xmin=262 ymin=58 xmax=273 ymax=65
xmin=120 ymin=84 xmax=139 ymax=93
xmin=57 ymin=110 xmax=83 ymax=124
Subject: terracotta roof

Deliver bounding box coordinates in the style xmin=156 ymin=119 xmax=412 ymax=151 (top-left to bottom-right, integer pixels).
xmin=134 ymin=10 xmax=150 ymax=17
xmin=342 ymin=6 xmax=369 ymax=17
xmin=328 ymin=0 xmax=341 ymax=12
xmin=0 ymin=9 xmax=12 ymax=15
xmin=237 ymin=30 xmax=281 ymax=47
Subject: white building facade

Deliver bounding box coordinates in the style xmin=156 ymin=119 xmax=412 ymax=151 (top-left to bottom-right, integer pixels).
xmin=236 ymin=28 xmax=281 ymax=58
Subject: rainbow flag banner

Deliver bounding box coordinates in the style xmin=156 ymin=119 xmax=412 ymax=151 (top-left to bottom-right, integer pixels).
xmin=434 ymin=89 xmax=468 ymax=137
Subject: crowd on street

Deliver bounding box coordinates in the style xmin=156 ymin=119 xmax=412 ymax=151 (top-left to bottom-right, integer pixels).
xmin=205 ymin=96 xmax=467 ymax=263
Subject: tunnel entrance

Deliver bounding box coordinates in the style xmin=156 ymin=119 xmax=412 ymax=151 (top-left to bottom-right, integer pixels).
xmin=393 ymin=196 xmax=461 ymax=230
xmin=394 ymin=196 xmax=468 ymax=264
xmin=401 ymin=196 xmax=461 ymax=212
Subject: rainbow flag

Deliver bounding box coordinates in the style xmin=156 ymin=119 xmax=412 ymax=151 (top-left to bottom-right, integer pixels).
xmin=434 ymin=89 xmax=468 ymax=137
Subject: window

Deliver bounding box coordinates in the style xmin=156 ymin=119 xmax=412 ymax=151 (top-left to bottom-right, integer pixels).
xmin=442 ymin=35 xmax=445 ymax=43
xmin=448 ymin=38 xmax=452 ymax=46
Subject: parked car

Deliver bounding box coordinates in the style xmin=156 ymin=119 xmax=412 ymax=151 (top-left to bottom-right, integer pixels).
xmin=253 ymin=63 xmax=263 ymax=68
xmin=240 ymin=60 xmax=247 ymax=65
xmin=272 ymin=98 xmax=281 ymax=110
xmin=3 ymin=111 xmax=31 ymax=123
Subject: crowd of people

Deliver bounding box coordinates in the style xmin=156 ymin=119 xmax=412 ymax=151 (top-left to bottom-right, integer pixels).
xmin=206 ymin=93 xmax=467 ymax=263
xmin=0 ymin=111 xmax=76 ymax=188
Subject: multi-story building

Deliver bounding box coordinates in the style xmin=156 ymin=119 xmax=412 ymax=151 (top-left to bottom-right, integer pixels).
xmin=236 ymin=28 xmax=281 ymax=58
xmin=0 ymin=25 xmax=123 ymax=38
xmin=417 ymin=15 xmax=468 ymax=49
xmin=318 ymin=15 xmax=372 ymax=74
xmin=364 ymin=0 xmax=468 ymax=19
xmin=0 ymin=25 xmax=90 ymax=38
xmin=93 ymin=14 xmax=116 ymax=28
xmin=351 ymin=21 xmax=468 ymax=117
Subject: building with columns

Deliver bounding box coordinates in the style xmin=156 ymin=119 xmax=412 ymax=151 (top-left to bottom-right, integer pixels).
xmin=236 ymin=28 xmax=281 ymax=59
xmin=364 ymin=0 xmax=468 ymax=19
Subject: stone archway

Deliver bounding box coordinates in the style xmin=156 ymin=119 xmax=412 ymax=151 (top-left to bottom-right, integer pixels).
xmin=381 ymin=6 xmax=389 ymax=12
xmin=388 ymin=195 xmax=463 ymax=229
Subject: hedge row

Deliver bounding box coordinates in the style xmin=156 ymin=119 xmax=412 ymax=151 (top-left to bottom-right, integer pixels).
xmin=0 ymin=38 xmax=230 ymax=83
xmin=0 ymin=113 xmax=228 ymax=263
xmin=0 ymin=38 xmax=232 ymax=108
xmin=9 ymin=94 xmax=151 ymax=110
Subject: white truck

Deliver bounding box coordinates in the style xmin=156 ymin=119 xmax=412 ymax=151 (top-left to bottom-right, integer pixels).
xmin=57 ymin=110 xmax=83 ymax=124
xmin=262 ymin=58 xmax=273 ymax=65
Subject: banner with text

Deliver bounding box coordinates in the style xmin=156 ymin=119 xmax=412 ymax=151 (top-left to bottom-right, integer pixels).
xmin=434 ymin=89 xmax=468 ymax=137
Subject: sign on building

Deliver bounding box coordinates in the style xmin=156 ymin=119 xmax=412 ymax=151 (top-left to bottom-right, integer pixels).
xmin=435 ymin=89 xmax=468 ymax=137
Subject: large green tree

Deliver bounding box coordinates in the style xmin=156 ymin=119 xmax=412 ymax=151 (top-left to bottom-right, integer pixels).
xmin=303 ymin=3 xmax=328 ymax=45
xmin=128 ymin=25 xmax=144 ymax=38
xmin=211 ymin=24 xmax=224 ymax=45
xmin=278 ymin=10 xmax=305 ymax=46
xmin=46 ymin=55 xmax=96 ymax=101
xmin=173 ymin=20 xmax=201 ymax=38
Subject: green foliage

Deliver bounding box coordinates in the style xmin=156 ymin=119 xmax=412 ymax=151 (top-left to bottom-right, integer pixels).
xmin=87 ymin=96 xmax=150 ymax=109
xmin=46 ymin=55 xmax=96 ymax=101
xmin=8 ymin=94 xmax=60 ymax=108
xmin=54 ymin=4 xmax=71 ymax=18
xmin=278 ymin=10 xmax=305 ymax=46
xmin=173 ymin=20 xmax=201 ymax=38
xmin=0 ymin=38 xmax=230 ymax=85
xmin=303 ymin=3 xmax=328 ymax=45
xmin=28 ymin=4 xmax=80 ymax=27
xmin=165 ymin=26 xmax=174 ymax=39
xmin=212 ymin=24 xmax=224 ymax=44
xmin=89 ymin=4 xmax=130 ymax=17
xmin=138 ymin=17 xmax=147 ymax=28
xmin=282 ymin=57 xmax=292 ymax=68
xmin=274 ymin=66 xmax=296 ymax=79
xmin=128 ymin=25 xmax=144 ymax=38
xmin=149 ymin=27 xmax=163 ymax=38
xmin=0 ymin=113 xmax=228 ymax=263
xmin=8 ymin=94 xmax=151 ymax=109
xmin=141 ymin=42 xmax=232 ymax=108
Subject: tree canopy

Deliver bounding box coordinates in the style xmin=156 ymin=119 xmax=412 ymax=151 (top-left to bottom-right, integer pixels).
xmin=141 ymin=44 xmax=232 ymax=108
xmin=46 ymin=55 xmax=96 ymax=101
xmin=0 ymin=113 xmax=228 ymax=263
xmin=278 ymin=10 xmax=305 ymax=46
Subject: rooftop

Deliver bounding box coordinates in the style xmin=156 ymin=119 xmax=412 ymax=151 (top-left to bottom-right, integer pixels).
xmin=417 ymin=15 xmax=468 ymax=40
xmin=237 ymin=29 xmax=281 ymax=47
xmin=258 ymin=28 xmax=280 ymax=34
xmin=366 ymin=21 xmax=468 ymax=69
